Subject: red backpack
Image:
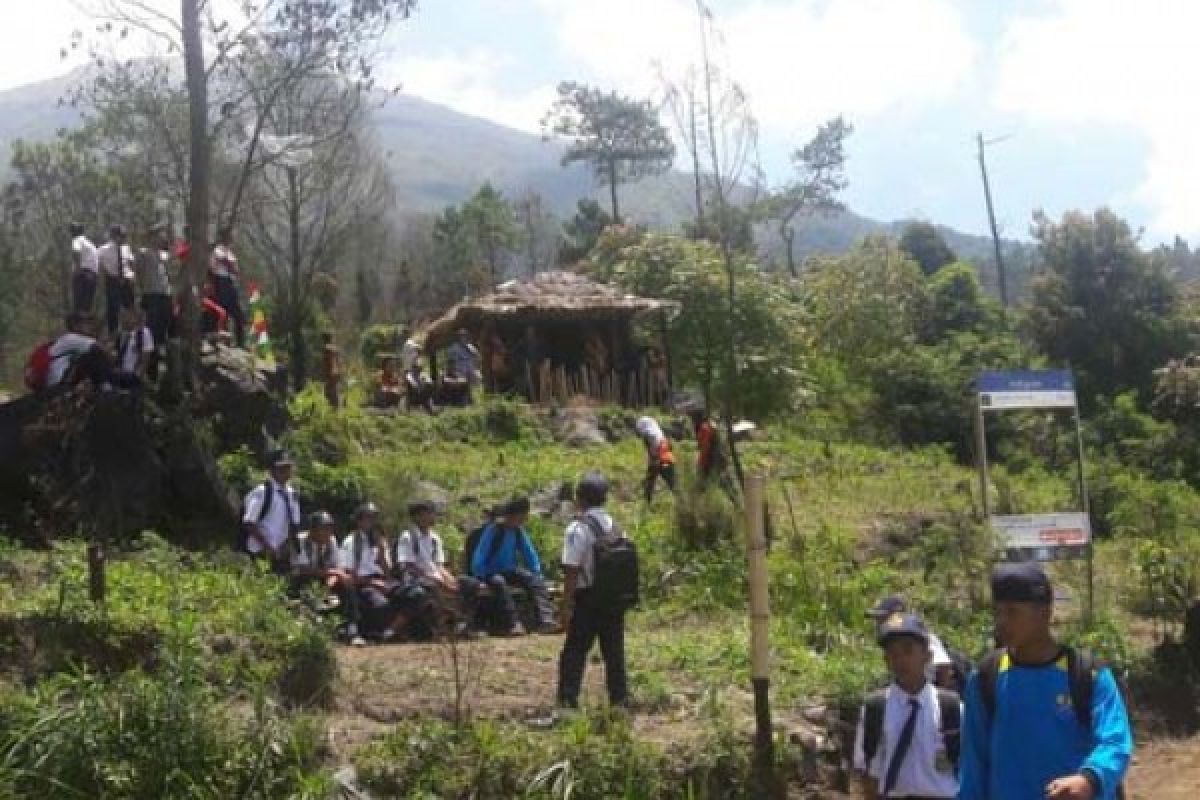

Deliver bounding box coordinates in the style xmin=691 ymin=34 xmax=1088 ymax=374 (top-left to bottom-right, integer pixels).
xmin=24 ymin=341 xmax=55 ymax=392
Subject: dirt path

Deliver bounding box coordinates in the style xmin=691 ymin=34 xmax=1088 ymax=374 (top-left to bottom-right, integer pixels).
xmin=1126 ymin=736 xmax=1200 ymax=798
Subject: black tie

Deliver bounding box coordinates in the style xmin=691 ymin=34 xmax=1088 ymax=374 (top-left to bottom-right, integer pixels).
xmin=882 ymin=697 xmax=921 ymax=798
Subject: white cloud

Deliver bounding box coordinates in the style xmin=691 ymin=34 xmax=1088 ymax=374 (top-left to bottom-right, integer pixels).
xmin=994 ymin=0 xmax=1200 ymax=236
xmin=539 ymin=0 xmax=977 ymax=133
xmin=388 ymin=51 xmax=556 ymax=133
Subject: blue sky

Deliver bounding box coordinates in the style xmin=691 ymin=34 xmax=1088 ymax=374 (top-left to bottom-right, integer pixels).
xmin=5 ymin=1 xmax=1194 ymax=241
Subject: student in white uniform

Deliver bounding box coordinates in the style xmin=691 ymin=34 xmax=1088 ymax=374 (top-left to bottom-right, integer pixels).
xmin=394 ymin=500 xmax=461 ymax=637
xmin=287 ymin=510 xmax=363 ymax=646
xmin=241 ymin=450 xmax=301 ymax=568
xmin=70 ymin=222 xmax=99 ymax=313
xmin=341 ymin=502 xmax=407 ymax=642
xmin=853 ymin=613 xmax=961 ymax=800
xmin=97 ymin=224 xmax=135 ymax=340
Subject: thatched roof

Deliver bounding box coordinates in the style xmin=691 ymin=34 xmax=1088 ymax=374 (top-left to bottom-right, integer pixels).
xmin=422 ymin=271 xmax=677 ymax=349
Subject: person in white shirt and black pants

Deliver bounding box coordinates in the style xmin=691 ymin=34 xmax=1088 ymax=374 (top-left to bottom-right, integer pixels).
xmin=97 ymin=224 xmax=134 ymax=340
xmin=853 ymin=612 xmax=960 ymax=800
xmin=241 ymin=450 xmax=302 ymax=572
xmin=556 ymin=471 xmax=629 ymax=709
xmin=394 ymin=500 xmax=462 ymax=638
xmin=70 ymin=222 xmax=99 ymax=314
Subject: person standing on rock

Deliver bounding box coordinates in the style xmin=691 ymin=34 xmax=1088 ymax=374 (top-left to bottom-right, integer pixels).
xmin=135 ymin=223 xmax=173 ymax=380
xmin=97 ymin=224 xmax=135 ymax=341
xmin=241 ymin=450 xmax=301 ymax=570
xmin=210 ymin=227 xmax=246 ymax=348
xmin=853 ymin=612 xmax=961 ymax=800
xmin=958 ymin=563 xmax=1133 ymax=800
xmin=557 ymin=471 xmax=631 ymax=709
xmin=69 ymin=222 xmax=99 ymax=314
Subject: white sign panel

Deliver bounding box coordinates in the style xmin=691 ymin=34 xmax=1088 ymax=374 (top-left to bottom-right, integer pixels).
xmin=981 ymin=390 xmax=1077 ymax=410
xmin=990 ymin=513 xmax=1091 ymax=561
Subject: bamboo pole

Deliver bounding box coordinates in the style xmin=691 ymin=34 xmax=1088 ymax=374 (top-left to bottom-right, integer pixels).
xmin=745 ymin=473 xmax=777 ymax=798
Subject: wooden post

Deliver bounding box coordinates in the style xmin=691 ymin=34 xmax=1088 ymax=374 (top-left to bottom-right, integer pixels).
xmin=87 ymin=542 xmax=106 ymax=606
xmin=745 ymin=473 xmax=776 ymax=798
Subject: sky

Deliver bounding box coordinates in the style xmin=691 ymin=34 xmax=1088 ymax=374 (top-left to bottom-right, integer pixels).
xmin=3 ymin=0 xmax=1197 ymax=242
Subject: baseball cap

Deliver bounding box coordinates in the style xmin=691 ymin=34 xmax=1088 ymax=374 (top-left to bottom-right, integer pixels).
xmin=876 ymin=612 xmax=931 ymax=646
xmin=865 ymin=594 xmax=909 ymax=620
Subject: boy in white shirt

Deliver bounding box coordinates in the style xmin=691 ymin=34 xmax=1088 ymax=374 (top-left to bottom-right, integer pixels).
xmin=241 ymin=451 xmax=301 ymax=568
xmin=853 ymin=613 xmax=960 ymax=800
xmin=116 ymin=308 xmax=155 ymax=383
xmin=97 ymin=224 xmax=135 ymax=339
xmin=394 ymin=500 xmax=462 ymax=637
xmin=341 ymin=502 xmax=407 ymax=642
xmin=70 ymin=222 xmax=98 ymax=313
xmin=287 ymin=511 xmax=363 ymax=646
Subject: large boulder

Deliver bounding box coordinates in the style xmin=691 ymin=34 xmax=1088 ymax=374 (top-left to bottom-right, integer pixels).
xmin=195 ymin=342 xmax=289 ymax=454
xmin=546 ymin=406 xmax=607 ymax=447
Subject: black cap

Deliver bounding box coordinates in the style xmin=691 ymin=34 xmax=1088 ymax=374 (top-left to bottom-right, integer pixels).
xmin=876 ymin=612 xmax=930 ymax=646
xmin=502 ymin=496 xmax=530 ymax=516
xmin=408 ymin=500 xmax=435 ymax=516
xmin=992 ymin=562 xmax=1053 ymax=604
xmin=109 ymin=224 xmax=127 ymax=238
xmin=576 ymin=471 xmax=609 ymax=506
xmin=269 ymin=450 xmax=294 ymax=468
xmin=865 ymin=594 xmax=908 ymax=620
xmin=309 ymin=510 xmax=334 ymax=529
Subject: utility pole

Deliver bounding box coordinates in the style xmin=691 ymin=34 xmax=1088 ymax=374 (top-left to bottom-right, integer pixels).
xmin=976 ymin=132 xmax=1009 ymax=306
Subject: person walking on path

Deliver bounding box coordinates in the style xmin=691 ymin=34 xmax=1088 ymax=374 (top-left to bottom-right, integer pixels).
xmin=557 ymin=471 xmax=631 ymax=709
xmin=958 ymin=563 xmax=1133 ymax=800
xmin=853 ymin=612 xmax=960 ymax=800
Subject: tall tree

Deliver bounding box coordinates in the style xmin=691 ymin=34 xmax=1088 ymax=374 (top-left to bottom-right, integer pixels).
xmin=462 ymin=183 xmax=520 ymax=287
xmin=431 ymin=206 xmax=479 ymax=303
xmin=1027 ymin=209 xmax=1189 ymax=406
xmin=762 ymin=117 xmax=852 ymax=277
xmin=182 ymin=0 xmax=209 ymax=372
xmin=542 ymin=82 xmax=675 ymax=221
xmin=514 ymin=190 xmax=557 ymax=276
xmin=899 ymin=220 xmax=957 ymax=276
xmin=559 ymin=199 xmax=614 ymax=265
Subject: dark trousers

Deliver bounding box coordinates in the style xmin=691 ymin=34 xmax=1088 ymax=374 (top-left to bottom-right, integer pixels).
xmin=104 ymin=275 xmax=133 ymax=338
xmin=468 ymin=570 xmax=555 ymax=630
xmin=557 ymin=590 xmax=628 ymax=707
xmin=644 ymin=462 xmax=677 ymax=503
xmin=214 ymin=275 xmax=245 ymax=348
xmin=73 ymin=270 xmax=97 ymax=313
xmin=141 ymin=292 xmax=172 ymax=379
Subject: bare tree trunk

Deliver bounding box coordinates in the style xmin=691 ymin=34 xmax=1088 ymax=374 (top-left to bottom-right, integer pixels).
xmin=688 ymin=92 xmax=705 ymax=232
xmin=287 ymin=166 xmax=306 ymax=390
xmin=782 ymin=223 xmax=797 ymax=278
xmin=697 ymin=0 xmax=745 ymax=493
xmin=607 ymin=159 xmax=620 ymax=221
xmin=182 ymin=0 xmax=209 ymax=381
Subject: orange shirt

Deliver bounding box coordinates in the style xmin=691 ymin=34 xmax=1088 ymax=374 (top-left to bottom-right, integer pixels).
xmin=654 ymin=437 xmax=675 ymax=466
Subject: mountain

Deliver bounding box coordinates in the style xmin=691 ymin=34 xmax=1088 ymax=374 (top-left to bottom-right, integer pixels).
xmin=0 ymin=69 xmax=1030 ymax=286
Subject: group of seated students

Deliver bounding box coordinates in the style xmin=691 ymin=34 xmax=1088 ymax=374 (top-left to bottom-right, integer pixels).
xmin=258 ymin=479 xmax=560 ymax=646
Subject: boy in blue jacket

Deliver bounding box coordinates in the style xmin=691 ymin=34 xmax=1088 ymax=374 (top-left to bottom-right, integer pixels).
xmin=959 ymin=563 xmax=1133 ymax=800
xmin=468 ymin=497 xmax=559 ymax=635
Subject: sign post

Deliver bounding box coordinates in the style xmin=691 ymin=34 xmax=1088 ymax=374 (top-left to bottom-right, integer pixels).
xmin=976 ymin=370 xmax=1094 ymax=620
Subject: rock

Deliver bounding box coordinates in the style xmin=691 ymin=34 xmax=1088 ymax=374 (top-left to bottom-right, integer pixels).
xmin=801 ymin=705 xmax=829 ymax=725
xmin=195 ymin=342 xmax=289 ymax=453
xmin=332 ymin=765 xmax=373 ymax=800
xmin=547 ymin=407 xmax=607 ymax=447
xmin=414 ymin=480 xmax=450 ymax=512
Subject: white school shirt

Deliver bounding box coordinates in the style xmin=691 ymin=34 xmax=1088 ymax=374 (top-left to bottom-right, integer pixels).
xmin=73 ymin=235 xmax=98 ymax=273
xmin=561 ymin=509 xmax=614 ymax=590
xmin=852 ymin=682 xmax=959 ymax=799
xmin=288 ymin=532 xmax=341 ymax=572
xmin=341 ymin=530 xmax=385 ymax=578
xmin=394 ymin=526 xmax=446 ymax=580
xmin=97 ymin=241 xmax=134 ymax=278
xmin=210 ymin=244 xmax=238 ymax=278
xmin=401 ymin=338 xmax=421 ymax=372
xmin=118 ymin=326 xmax=155 ymax=373
xmin=241 ymin=480 xmax=300 ymax=554
xmin=47 ymin=332 xmax=97 ymax=387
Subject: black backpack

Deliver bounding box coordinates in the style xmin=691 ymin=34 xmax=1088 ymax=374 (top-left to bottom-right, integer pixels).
xmin=861 ymin=687 xmax=962 ymax=776
xmin=581 ymin=514 xmax=639 ymax=611
xmin=978 ymin=647 xmax=1129 ymax=799
xmin=239 ymin=482 xmax=299 ymax=550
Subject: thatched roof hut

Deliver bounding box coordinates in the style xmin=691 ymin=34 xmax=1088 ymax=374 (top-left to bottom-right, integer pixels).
xmin=421 ymin=271 xmax=678 ymax=407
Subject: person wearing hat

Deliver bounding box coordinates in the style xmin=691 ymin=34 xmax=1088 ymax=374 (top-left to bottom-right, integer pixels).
xmin=393 ymin=501 xmax=463 ymax=637
xmin=556 ymin=471 xmax=630 ymax=709
xmin=866 ymin=595 xmax=961 ymax=692
xmin=241 ymin=451 xmax=302 ymax=569
xmin=209 ymin=226 xmax=246 ymax=348
xmin=287 ymin=510 xmax=363 ymax=646
xmin=97 ymin=224 xmax=135 ymax=340
xmin=468 ymin=496 xmax=558 ymax=635
xmin=341 ymin=501 xmax=408 ymax=642
xmin=69 ymin=222 xmax=99 ymax=314
xmin=853 ymin=612 xmax=961 ymax=800
xmin=135 ymin=222 xmax=173 ymax=379
xmin=959 ymin=563 xmax=1133 ymax=800
xmin=404 ymin=347 xmax=438 ymax=415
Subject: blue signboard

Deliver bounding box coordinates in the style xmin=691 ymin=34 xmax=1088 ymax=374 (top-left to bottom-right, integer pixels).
xmin=978 ymin=370 xmax=1076 ymax=410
